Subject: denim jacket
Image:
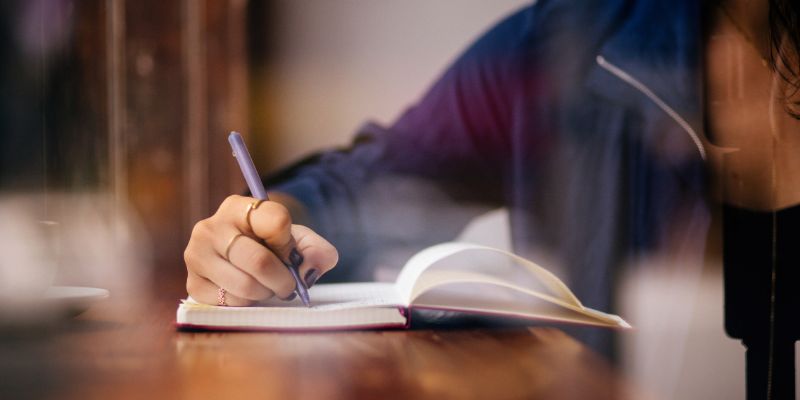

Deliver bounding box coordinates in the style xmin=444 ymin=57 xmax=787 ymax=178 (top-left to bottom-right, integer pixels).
xmin=269 ymin=0 xmax=711 ymax=353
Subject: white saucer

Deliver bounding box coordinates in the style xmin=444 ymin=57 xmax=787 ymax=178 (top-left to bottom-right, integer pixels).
xmin=44 ymin=286 xmax=109 ymax=315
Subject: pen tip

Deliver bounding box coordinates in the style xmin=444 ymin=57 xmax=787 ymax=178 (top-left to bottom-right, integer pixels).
xmin=296 ymin=283 xmax=311 ymax=307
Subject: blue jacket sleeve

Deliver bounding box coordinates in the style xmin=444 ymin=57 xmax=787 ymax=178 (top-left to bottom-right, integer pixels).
xmin=267 ymin=6 xmax=536 ymax=280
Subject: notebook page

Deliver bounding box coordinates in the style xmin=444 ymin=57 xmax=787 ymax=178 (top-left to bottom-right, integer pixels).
xmin=264 ymin=282 xmax=403 ymax=308
xmin=408 ymin=270 xmax=630 ymax=328
xmin=394 ymin=242 xmax=581 ymax=306
xmin=408 ymin=269 xmax=578 ymax=312
xmin=412 ymin=285 xmax=630 ymax=328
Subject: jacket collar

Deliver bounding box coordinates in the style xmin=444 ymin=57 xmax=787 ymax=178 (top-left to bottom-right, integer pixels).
xmin=586 ymin=0 xmax=706 ymax=145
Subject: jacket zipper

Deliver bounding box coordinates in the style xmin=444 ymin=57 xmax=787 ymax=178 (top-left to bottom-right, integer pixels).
xmin=595 ymin=55 xmax=707 ymax=161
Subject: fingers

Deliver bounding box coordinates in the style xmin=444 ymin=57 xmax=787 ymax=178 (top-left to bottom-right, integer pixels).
xmin=292 ymin=225 xmax=339 ymax=288
xmin=186 ymin=270 xmax=254 ymax=307
xmin=248 ymin=200 xmax=295 ymax=255
xmin=225 ymin=233 xmax=298 ymax=299
xmin=189 ymin=215 xmax=297 ymax=300
xmin=197 ymin=255 xmax=276 ymax=301
xmin=218 ymin=195 xmax=297 ymax=265
xmin=185 ymin=228 xmax=276 ymax=302
xmin=184 ymin=195 xmax=340 ymax=306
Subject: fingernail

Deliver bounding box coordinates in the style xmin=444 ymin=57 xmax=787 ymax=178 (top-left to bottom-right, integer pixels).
xmin=304 ymin=268 xmax=319 ymax=288
xmin=289 ymin=248 xmax=304 ymax=268
xmin=283 ymin=292 xmax=297 ymax=301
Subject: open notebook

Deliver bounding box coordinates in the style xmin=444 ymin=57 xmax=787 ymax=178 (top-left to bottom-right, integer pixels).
xmin=176 ymin=242 xmax=630 ymax=330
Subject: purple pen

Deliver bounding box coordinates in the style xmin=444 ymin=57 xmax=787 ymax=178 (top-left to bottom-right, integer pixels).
xmin=228 ymin=131 xmax=311 ymax=307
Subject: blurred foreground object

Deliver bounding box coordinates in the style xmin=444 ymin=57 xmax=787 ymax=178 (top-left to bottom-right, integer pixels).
xmin=0 ymin=192 xmax=151 ymax=327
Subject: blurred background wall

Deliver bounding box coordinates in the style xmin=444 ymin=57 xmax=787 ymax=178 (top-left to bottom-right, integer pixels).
xmin=0 ymin=0 xmax=524 ymax=290
xmin=0 ymin=0 xmax=529 ymax=276
xmin=248 ymin=0 xmax=529 ymax=170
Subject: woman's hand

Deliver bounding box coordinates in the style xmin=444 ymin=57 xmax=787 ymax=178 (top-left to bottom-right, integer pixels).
xmin=184 ymin=194 xmax=338 ymax=306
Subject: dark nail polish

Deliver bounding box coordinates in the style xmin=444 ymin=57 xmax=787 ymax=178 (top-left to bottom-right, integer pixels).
xmin=289 ymin=248 xmax=304 ymax=268
xmin=304 ymin=269 xmax=319 ymax=288
xmin=283 ymin=292 xmax=297 ymax=301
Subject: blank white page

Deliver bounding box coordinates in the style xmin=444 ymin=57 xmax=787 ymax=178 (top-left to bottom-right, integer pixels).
xmin=395 ymin=242 xmax=582 ymax=306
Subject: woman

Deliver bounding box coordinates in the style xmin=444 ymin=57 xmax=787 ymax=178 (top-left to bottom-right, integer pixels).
xmin=707 ymin=1 xmax=800 ymax=399
xmin=184 ymin=1 xmax=799 ymax=397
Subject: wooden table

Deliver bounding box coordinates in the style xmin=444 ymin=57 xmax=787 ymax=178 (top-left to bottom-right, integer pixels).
xmin=0 ymin=284 xmax=635 ymax=400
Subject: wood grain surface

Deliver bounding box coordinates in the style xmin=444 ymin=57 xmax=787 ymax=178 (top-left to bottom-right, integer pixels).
xmin=0 ymin=286 xmax=636 ymax=400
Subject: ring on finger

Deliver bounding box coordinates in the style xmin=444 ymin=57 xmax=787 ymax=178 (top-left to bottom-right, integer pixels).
xmin=245 ymin=199 xmax=264 ymax=233
xmin=217 ymin=287 xmax=227 ymax=306
xmin=224 ymin=233 xmax=245 ymax=261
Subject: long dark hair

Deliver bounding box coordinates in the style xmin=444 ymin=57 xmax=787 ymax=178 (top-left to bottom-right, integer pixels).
xmin=769 ymin=0 xmax=800 ymax=118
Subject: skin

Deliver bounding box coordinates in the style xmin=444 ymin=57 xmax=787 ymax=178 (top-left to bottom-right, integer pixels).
xmin=184 ymin=194 xmax=337 ymax=306
xmin=706 ymin=0 xmax=800 ymax=210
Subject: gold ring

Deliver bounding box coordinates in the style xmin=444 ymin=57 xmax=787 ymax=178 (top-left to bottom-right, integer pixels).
xmin=217 ymin=287 xmax=227 ymax=306
xmin=224 ymin=233 xmax=245 ymax=261
xmin=245 ymin=199 xmax=264 ymax=233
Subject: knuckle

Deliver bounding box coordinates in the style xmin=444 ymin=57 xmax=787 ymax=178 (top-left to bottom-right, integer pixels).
xmin=185 ymin=276 xmax=198 ymax=296
xmin=264 ymin=215 xmax=292 ymax=236
xmin=183 ymin=247 xmax=193 ymax=266
xmin=261 ymin=205 xmax=292 ymax=235
xmin=183 ymin=246 xmax=200 ymax=269
xmin=219 ymin=195 xmax=242 ymax=213
xmin=191 ymin=219 xmax=212 ymax=239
